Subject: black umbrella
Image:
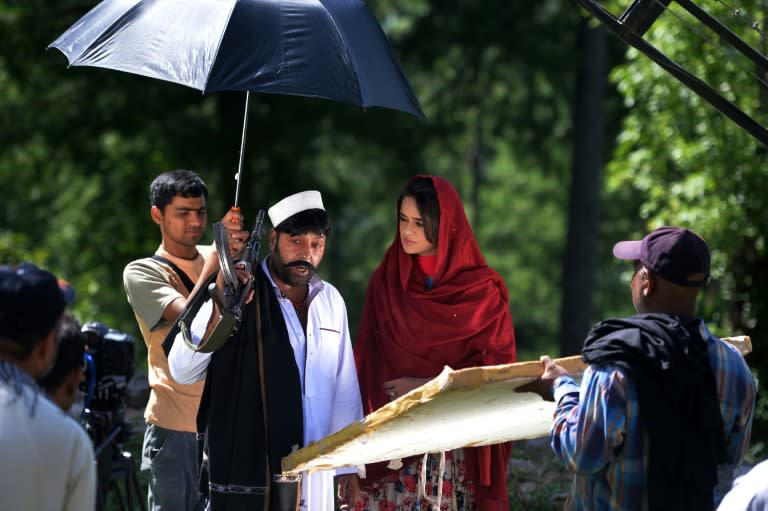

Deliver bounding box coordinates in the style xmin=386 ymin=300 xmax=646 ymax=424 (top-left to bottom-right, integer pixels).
xmin=49 ymin=0 xmax=426 ymax=207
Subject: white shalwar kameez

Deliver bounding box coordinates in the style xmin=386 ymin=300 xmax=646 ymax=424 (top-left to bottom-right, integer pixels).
xmin=169 ymin=258 xmax=364 ymax=511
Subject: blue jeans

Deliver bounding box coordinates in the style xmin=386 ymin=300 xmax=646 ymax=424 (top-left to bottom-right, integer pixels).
xmin=141 ymin=423 xmax=202 ymax=511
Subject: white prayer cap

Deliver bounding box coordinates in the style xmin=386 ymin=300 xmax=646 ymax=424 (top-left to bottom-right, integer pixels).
xmin=267 ymin=190 xmax=325 ymax=228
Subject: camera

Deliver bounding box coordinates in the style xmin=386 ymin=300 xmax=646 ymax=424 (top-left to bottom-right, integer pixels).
xmin=80 ymin=322 xmax=136 ymax=436
xmin=79 ymin=322 xmax=140 ymax=511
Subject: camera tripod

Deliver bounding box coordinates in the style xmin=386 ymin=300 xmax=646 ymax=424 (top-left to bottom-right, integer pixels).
xmin=93 ymin=420 xmax=147 ymax=511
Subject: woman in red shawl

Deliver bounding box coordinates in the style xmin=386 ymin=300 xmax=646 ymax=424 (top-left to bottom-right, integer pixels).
xmin=354 ymin=175 xmax=517 ymax=511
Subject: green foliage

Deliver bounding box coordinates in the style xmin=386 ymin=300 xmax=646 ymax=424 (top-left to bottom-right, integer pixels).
xmin=478 ymin=144 xmax=567 ymax=359
xmin=0 ymin=0 xmax=587 ymax=360
xmin=604 ymin=0 xmax=768 ymax=456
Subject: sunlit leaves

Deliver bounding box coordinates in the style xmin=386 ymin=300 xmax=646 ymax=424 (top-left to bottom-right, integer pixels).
xmin=605 ymin=0 xmax=768 ymax=448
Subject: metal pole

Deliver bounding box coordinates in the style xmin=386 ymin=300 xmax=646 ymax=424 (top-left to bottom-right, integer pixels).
xmin=233 ymin=90 xmax=251 ymax=209
xmin=575 ymin=0 xmax=768 ymax=147
xmin=675 ymin=0 xmax=768 ymax=74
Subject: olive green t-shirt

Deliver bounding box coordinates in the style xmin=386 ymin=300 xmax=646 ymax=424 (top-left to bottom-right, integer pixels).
xmin=122 ymin=247 xmax=211 ymax=432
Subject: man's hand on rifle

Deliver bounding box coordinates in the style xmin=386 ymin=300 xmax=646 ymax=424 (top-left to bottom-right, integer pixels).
xmin=212 ymin=260 xmax=255 ymax=305
xmin=221 ymin=207 xmax=246 ymax=257
xmin=210 ymin=208 xmax=247 ymax=291
xmin=193 ymin=208 xmax=248 ymax=307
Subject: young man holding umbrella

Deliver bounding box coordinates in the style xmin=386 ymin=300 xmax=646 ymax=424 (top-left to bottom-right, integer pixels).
xmin=168 ymin=190 xmax=363 ymax=511
xmin=123 ymin=169 xmax=246 ymax=511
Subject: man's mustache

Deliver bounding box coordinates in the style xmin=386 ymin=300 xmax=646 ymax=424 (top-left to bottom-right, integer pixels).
xmin=284 ymin=260 xmax=317 ymax=273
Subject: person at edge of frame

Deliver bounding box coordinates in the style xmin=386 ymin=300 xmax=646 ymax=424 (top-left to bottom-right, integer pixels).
xmin=717 ymin=458 xmax=768 ymax=511
xmin=0 ymin=262 xmax=97 ymax=511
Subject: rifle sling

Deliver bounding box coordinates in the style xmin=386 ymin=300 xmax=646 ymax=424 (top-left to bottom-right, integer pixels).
xmin=153 ymin=254 xmax=197 ymax=357
xmin=152 ymin=255 xmax=195 ymax=293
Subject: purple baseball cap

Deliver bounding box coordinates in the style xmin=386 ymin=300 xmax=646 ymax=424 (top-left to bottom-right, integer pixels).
xmin=613 ymin=226 xmax=711 ymax=287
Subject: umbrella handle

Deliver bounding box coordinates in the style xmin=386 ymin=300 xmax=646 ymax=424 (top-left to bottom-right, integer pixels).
xmin=229 ymin=206 xmax=241 ymax=223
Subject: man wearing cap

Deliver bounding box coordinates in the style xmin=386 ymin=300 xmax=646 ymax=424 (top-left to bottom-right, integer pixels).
xmin=0 ymin=262 xmax=96 ymax=511
xmin=520 ymin=227 xmax=756 ymax=511
xmin=123 ymin=169 xmax=246 ymax=511
xmin=169 ymin=190 xmax=364 ymax=511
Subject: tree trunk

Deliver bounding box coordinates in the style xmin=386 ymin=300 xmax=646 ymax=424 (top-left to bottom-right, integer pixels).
xmin=559 ymin=21 xmax=607 ymax=356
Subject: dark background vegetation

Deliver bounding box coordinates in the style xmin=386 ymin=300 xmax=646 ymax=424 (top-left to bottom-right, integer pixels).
xmin=1 ymin=0 xmax=765 ymax=492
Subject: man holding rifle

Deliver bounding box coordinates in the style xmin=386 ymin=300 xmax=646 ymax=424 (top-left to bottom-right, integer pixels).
xmin=169 ymin=190 xmax=363 ymax=511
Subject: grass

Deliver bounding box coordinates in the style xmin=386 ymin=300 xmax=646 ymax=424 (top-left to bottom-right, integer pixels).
xmin=508 ymin=439 xmax=570 ymax=511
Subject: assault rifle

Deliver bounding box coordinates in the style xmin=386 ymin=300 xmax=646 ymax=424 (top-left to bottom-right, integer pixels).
xmin=176 ymin=210 xmax=266 ymax=353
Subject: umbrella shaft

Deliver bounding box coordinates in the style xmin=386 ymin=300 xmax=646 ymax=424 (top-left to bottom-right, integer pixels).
xmin=234 ymin=91 xmax=251 ymax=209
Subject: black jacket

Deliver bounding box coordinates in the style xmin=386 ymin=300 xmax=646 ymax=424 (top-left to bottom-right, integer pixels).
xmin=582 ymin=313 xmax=726 ymax=511
xmin=198 ymin=267 xmax=303 ymax=510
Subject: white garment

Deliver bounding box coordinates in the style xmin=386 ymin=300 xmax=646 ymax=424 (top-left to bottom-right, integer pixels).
xmin=0 ymin=362 xmax=96 ymax=511
xmin=717 ymin=460 xmax=768 ymax=511
xmin=169 ymin=258 xmax=363 ymax=511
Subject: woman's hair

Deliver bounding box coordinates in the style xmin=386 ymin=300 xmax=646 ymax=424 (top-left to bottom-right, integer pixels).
xmin=397 ymin=177 xmax=440 ymax=245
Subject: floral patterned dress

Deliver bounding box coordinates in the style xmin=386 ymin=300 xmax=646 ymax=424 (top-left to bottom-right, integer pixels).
xmin=355 ymin=449 xmax=477 ymax=511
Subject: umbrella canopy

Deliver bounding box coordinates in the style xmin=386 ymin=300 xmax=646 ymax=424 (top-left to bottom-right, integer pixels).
xmin=48 ymin=0 xmax=425 ymax=120
xmin=49 ymin=0 xmax=426 ymax=207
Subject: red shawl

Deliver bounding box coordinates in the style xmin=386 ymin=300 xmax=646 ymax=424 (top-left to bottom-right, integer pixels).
xmin=354 ymin=175 xmax=517 ymax=509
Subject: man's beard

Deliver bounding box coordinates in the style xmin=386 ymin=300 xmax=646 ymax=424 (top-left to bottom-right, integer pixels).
xmin=270 ymin=246 xmax=317 ymax=288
